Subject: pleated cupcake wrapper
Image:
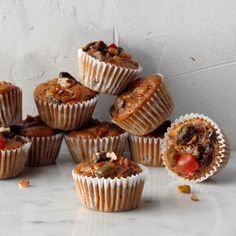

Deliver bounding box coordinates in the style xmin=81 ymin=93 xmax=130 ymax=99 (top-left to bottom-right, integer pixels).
xmin=0 ymin=88 xmax=22 ymax=127
xmin=65 ymin=132 xmax=128 ymax=163
xmin=72 ymin=165 xmax=148 ymax=212
xmin=129 ymin=134 xmax=164 ymax=167
xmin=161 ymin=113 xmax=231 ymax=183
xmin=34 ymin=96 xmax=98 ymax=131
xmin=26 ymin=133 xmax=63 ymax=167
xmin=112 ymin=74 xmax=174 ymax=135
xmin=0 ymin=137 xmax=31 ymax=180
xmin=78 ymin=49 xmax=142 ymax=95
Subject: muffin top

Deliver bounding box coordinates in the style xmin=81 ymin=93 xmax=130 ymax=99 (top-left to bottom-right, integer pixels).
xmin=0 ymin=127 xmax=25 ymax=150
xmin=34 ymin=72 xmax=97 ymax=104
xmin=110 ymin=75 xmax=162 ymax=122
xmin=0 ymin=81 xmax=19 ymax=94
xmin=74 ymin=152 xmax=142 ymax=178
xmin=82 ymin=41 xmax=139 ymax=69
xmin=165 ymin=118 xmax=220 ymax=178
xmin=68 ymin=119 xmax=124 ymax=139
xmin=144 ymin=120 xmax=171 ymax=138
xmin=18 ymin=115 xmax=55 ymax=137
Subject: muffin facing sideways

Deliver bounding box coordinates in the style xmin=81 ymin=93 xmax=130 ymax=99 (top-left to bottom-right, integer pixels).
xmin=34 ymin=72 xmax=98 ymax=130
xmin=72 ymin=151 xmax=147 ymax=212
xmin=110 ymin=74 xmax=174 ymax=135
xmin=162 ymin=113 xmax=230 ymax=183
xmin=129 ymin=120 xmax=171 ymax=167
xmin=18 ymin=115 xmax=63 ymax=167
xmin=65 ymin=119 xmax=128 ymax=163
xmin=0 ymin=127 xmax=31 ymax=179
xmin=0 ymin=81 xmax=22 ymax=127
xmin=78 ymin=41 xmax=142 ymax=94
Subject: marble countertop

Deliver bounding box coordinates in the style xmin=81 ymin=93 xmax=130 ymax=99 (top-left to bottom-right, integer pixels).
xmin=0 ymin=151 xmax=235 ymax=236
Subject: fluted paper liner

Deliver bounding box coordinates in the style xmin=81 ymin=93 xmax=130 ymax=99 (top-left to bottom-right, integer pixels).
xmin=129 ymin=134 xmax=164 ymax=167
xmin=0 ymin=137 xmax=31 ymax=180
xmin=162 ymin=113 xmax=231 ymax=183
xmin=34 ymin=96 xmax=98 ymax=130
xmin=26 ymin=133 xmax=63 ymax=167
xmin=112 ymin=74 xmax=174 ymax=135
xmin=65 ymin=132 xmax=128 ymax=163
xmin=72 ymin=165 xmax=147 ymax=212
xmin=0 ymin=87 xmax=22 ymax=127
xmin=78 ymin=48 xmax=142 ymax=95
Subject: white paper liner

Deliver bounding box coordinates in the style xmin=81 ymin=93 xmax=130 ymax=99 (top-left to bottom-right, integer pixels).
xmin=112 ymin=74 xmax=174 ymax=135
xmin=65 ymin=132 xmax=128 ymax=163
xmin=34 ymin=96 xmax=98 ymax=131
xmin=72 ymin=165 xmax=148 ymax=212
xmin=129 ymin=134 xmax=164 ymax=167
xmin=0 ymin=137 xmax=31 ymax=179
xmin=25 ymin=133 xmax=63 ymax=167
xmin=78 ymin=48 xmax=142 ymax=95
xmin=162 ymin=113 xmax=231 ymax=183
xmin=0 ymin=87 xmax=22 ymax=126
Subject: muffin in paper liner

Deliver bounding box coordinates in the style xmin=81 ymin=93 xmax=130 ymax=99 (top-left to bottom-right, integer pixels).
xmin=78 ymin=48 xmax=142 ymax=95
xmin=0 ymin=87 xmax=22 ymax=127
xmin=72 ymin=165 xmax=148 ymax=212
xmin=25 ymin=133 xmax=63 ymax=167
xmin=112 ymin=74 xmax=174 ymax=135
xmin=34 ymin=96 xmax=98 ymax=131
xmin=129 ymin=134 xmax=164 ymax=167
xmin=0 ymin=137 xmax=31 ymax=180
xmin=65 ymin=132 xmax=128 ymax=163
xmin=162 ymin=113 xmax=231 ymax=183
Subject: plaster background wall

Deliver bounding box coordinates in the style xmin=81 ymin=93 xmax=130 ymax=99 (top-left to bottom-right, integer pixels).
xmin=0 ymin=0 xmax=235 ymax=150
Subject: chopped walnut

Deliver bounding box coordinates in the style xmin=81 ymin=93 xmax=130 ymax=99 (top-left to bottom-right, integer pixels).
xmin=19 ymin=179 xmax=30 ymax=188
xmin=106 ymin=152 xmax=117 ymax=161
xmin=191 ymin=193 xmax=199 ymax=201
xmin=177 ymin=184 xmax=191 ymax=194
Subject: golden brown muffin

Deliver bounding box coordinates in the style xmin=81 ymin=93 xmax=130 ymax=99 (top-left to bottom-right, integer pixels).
xmin=18 ymin=115 xmax=55 ymax=137
xmin=74 ymin=152 xmax=142 ymax=178
xmin=68 ymin=120 xmax=124 ymax=139
xmin=34 ymin=72 xmax=97 ymax=104
xmin=0 ymin=82 xmax=18 ymax=94
xmin=82 ymin=41 xmax=138 ymax=69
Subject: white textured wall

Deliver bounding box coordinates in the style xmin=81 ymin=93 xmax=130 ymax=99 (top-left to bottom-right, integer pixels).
xmin=0 ymin=0 xmax=235 ymax=150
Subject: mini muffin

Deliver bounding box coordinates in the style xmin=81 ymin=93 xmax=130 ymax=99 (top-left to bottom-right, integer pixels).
xmin=72 ymin=151 xmax=147 ymax=212
xmin=34 ymin=72 xmax=98 ymax=130
xmin=162 ymin=114 xmax=230 ymax=183
xmin=78 ymin=41 xmax=142 ymax=94
xmin=129 ymin=120 xmax=171 ymax=167
xmin=18 ymin=115 xmax=63 ymax=167
xmin=0 ymin=127 xmax=31 ymax=179
xmin=0 ymin=81 xmax=22 ymax=127
xmin=110 ymin=74 xmax=174 ymax=135
xmin=65 ymin=119 xmax=128 ymax=163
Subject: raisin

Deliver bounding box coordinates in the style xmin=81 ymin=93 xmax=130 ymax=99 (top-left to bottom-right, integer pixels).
xmin=58 ymin=72 xmax=75 ymax=80
xmin=176 ymin=125 xmax=195 ymax=145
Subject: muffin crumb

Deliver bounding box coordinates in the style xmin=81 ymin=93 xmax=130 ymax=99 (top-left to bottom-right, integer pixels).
xmin=191 ymin=193 xmax=199 ymax=201
xmin=19 ymin=179 xmax=30 ymax=188
xmin=177 ymin=184 xmax=191 ymax=193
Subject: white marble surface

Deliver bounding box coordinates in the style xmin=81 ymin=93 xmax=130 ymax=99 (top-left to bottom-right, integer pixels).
xmin=0 ymin=151 xmax=235 ymax=236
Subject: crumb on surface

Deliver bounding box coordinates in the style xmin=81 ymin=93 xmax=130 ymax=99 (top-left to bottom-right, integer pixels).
xmin=19 ymin=179 xmax=30 ymax=188
xmin=177 ymin=184 xmax=191 ymax=194
xmin=191 ymin=193 xmax=199 ymax=201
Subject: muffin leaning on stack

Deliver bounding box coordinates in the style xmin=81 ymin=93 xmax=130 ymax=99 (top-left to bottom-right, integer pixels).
xmin=65 ymin=119 xmax=128 ymax=163
xmin=34 ymin=72 xmax=98 ymax=130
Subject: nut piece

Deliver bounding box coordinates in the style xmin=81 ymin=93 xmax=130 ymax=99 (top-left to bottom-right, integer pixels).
xmin=177 ymin=184 xmax=191 ymax=194
xmin=106 ymin=152 xmax=117 ymax=161
xmin=19 ymin=179 xmax=30 ymax=188
xmin=191 ymin=193 xmax=199 ymax=201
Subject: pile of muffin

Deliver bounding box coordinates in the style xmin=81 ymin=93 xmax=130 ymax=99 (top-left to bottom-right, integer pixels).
xmin=0 ymin=41 xmax=230 ymax=212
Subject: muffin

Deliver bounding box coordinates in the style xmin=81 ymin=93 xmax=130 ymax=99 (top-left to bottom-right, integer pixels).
xmin=0 ymin=127 xmax=31 ymax=179
xmin=110 ymin=74 xmax=174 ymax=135
xmin=34 ymin=72 xmax=98 ymax=130
xmin=129 ymin=120 xmax=171 ymax=167
xmin=18 ymin=115 xmax=63 ymax=167
xmin=78 ymin=41 xmax=142 ymax=94
xmin=72 ymin=151 xmax=147 ymax=212
xmin=0 ymin=81 xmax=22 ymax=127
xmin=162 ymin=113 xmax=230 ymax=183
xmin=65 ymin=119 xmax=128 ymax=163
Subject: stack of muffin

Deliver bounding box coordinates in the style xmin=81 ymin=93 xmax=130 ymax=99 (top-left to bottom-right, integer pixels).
xmin=0 ymin=40 xmax=230 ymax=213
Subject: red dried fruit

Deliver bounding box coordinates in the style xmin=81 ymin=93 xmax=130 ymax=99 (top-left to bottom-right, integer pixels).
xmin=108 ymin=43 xmax=117 ymax=49
xmin=0 ymin=138 xmax=5 ymax=150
